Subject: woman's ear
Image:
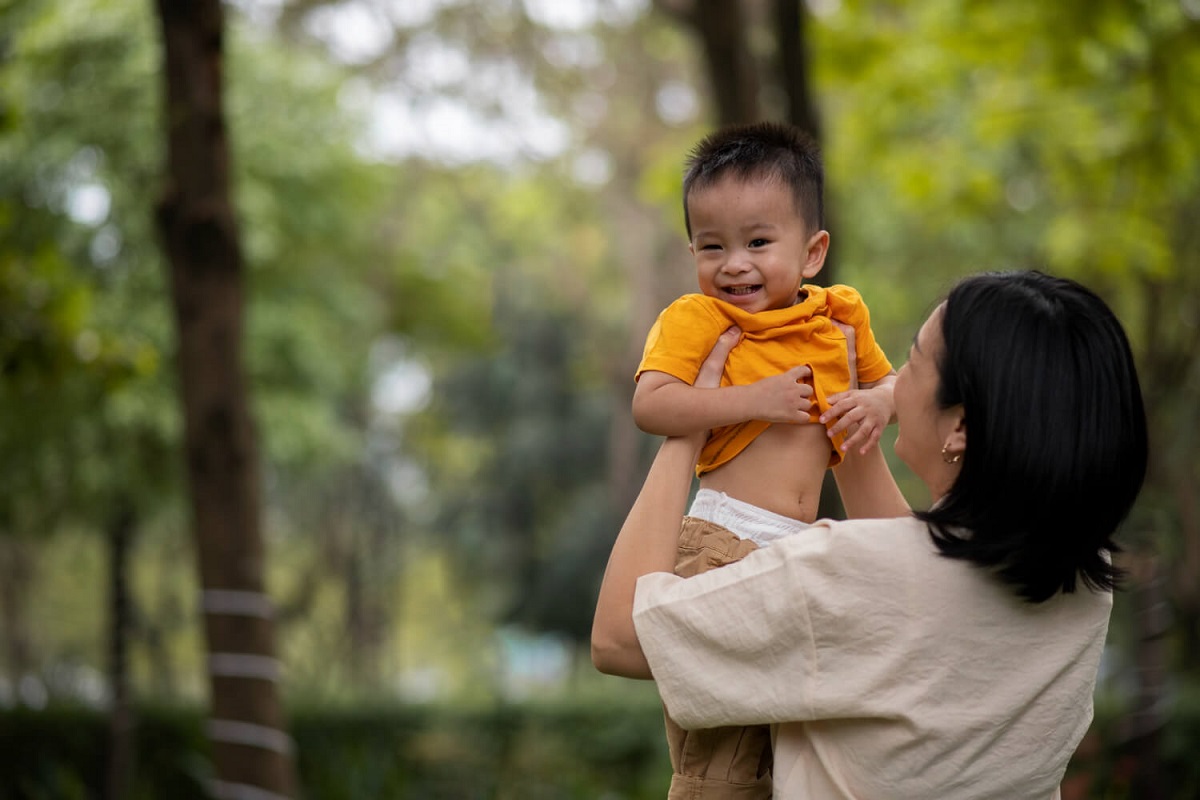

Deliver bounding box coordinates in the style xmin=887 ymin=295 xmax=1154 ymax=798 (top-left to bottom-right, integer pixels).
xmin=942 ymin=408 xmax=967 ymax=459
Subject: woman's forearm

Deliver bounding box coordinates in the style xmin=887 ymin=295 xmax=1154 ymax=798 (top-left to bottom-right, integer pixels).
xmin=591 ymin=434 xmax=701 ymax=678
xmin=594 ymin=326 xmax=740 ymax=678
xmin=832 ymin=443 xmax=910 ymax=519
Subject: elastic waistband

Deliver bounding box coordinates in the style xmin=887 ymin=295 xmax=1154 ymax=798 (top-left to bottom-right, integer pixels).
xmin=687 ymin=489 xmax=809 ymax=547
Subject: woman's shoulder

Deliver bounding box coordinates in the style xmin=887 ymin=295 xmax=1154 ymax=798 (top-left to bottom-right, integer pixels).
xmin=771 ymin=515 xmax=931 ymax=576
xmin=793 ymin=516 xmax=1113 ymax=617
xmin=807 ymin=514 xmax=930 ymax=545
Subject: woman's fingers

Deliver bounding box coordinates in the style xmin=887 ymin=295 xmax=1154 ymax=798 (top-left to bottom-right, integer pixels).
xmin=695 ymin=326 xmax=741 ymax=389
xmin=832 ymin=322 xmax=858 ymax=390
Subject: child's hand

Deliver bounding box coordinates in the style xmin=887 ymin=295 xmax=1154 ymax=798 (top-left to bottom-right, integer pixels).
xmin=821 ymin=383 xmax=894 ymax=455
xmin=697 ymin=325 xmax=815 ymax=423
xmin=746 ymin=365 xmax=817 ymax=423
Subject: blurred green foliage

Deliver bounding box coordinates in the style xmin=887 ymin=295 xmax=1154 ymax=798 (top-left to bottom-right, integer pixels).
xmin=0 ymin=702 xmax=672 ymax=800
xmin=4 ymin=694 xmax=1200 ymax=799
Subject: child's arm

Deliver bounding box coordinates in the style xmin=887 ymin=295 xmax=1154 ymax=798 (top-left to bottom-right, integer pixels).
xmin=633 ymin=363 xmax=816 ymax=436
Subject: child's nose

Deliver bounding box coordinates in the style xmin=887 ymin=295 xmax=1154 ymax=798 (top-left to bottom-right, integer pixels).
xmin=723 ymin=250 xmax=753 ymax=273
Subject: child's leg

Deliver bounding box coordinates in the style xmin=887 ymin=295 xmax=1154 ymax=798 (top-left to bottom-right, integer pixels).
xmin=662 ymin=515 xmax=772 ymax=800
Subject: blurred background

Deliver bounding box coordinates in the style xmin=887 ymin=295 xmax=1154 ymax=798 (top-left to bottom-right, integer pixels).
xmin=1 ymin=0 xmax=1197 ymax=797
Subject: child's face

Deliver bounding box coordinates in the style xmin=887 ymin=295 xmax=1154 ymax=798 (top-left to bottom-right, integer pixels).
xmin=687 ymin=175 xmax=825 ymax=314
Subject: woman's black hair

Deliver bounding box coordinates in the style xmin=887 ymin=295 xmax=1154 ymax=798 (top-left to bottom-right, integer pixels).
xmin=914 ymin=270 xmax=1148 ymax=603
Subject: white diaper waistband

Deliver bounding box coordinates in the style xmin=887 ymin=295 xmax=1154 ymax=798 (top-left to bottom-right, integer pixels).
xmin=687 ymin=489 xmax=809 ymax=547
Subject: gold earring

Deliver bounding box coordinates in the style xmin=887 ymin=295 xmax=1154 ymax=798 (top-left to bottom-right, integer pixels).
xmin=941 ymin=445 xmax=961 ymax=464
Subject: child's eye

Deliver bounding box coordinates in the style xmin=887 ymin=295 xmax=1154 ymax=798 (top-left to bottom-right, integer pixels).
xmin=700 ymin=243 xmax=722 ymax=251
xmin=749 ymin=238 xmax=769 ymax=248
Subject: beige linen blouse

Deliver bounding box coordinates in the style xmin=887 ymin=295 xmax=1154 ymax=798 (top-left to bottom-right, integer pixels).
xmin=633 ymin=515 xmax=1110 ymax=800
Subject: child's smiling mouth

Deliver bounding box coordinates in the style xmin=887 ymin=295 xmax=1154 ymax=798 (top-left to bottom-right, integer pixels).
xmin=724 ymin=285 xmax=761 ymax=296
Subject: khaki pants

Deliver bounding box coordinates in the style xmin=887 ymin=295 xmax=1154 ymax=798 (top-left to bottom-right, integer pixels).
xmin=663 ymin=516 xmax=773 ymax=800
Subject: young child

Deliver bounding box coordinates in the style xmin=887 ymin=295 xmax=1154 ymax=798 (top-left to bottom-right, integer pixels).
xmin=633 ymin=121 xmax=896 ymax=799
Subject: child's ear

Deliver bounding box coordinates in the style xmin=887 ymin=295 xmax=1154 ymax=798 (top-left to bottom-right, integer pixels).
xmin=688 ymin=242 xmax=695 ymax=257
xmin=802 ymin=230 xmax=830 ymax=279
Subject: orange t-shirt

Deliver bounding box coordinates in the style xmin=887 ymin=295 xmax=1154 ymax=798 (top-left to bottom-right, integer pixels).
xmin=636 ymin=285 xmax=892 ymax=473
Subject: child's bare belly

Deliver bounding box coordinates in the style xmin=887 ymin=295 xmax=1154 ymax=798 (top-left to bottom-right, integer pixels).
xmin=698 ymin=423 xmax=831 ymax=524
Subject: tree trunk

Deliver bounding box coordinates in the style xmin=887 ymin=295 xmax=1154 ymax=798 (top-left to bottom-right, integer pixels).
xmin=1126 ymin=554 xmax=1168 ymax=800
xmin=152 ymin=3 xmax=295 ymax=798
xmin=105 ymin=499 xmax=135 ymax=800
xmin=0 ymin=537 xmax=35 ymax=686
xmin=772 ymin=0 xmax=836 ymax=287
xmin=686 ymin=0 xmax=761 ymax=125
xmin=773 ymin=0 xmax=821 ymax=141
xmin=1174 ymin=473 xmax=1200 ymax=667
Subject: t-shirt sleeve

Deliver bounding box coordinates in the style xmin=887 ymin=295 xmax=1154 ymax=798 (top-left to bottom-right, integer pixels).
xmin=825 ymin=285 xmax=893 ymax=384
xmin=633 ymin=518 xmax=918 ymax=730
xmin=636 ymin=296 xmax=731 ymax=384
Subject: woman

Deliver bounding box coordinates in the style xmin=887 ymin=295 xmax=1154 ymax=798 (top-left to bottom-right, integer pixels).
xmin=592 ymin=271 xmax=1147 ymax=799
